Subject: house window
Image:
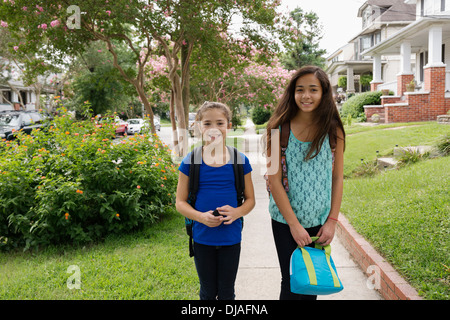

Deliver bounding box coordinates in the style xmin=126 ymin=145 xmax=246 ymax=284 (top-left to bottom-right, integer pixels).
xmin=420 ymin=51 xmax=429 ymax=82
xmin=374 ymin=32 xmax=381 ymax=45
xmin=1 ymin=91 xmax=12 ymax=103
xmin=442 ymin=44 xmax=445 ymax=64
xmin=360 ymin=35 xmax=372 ymax=52
xmin=441 ymin=0 xmax=446 ymax=11
xmin=20 ymin=91 xmax=28 ymax=105
xmin=421 ymin=0 xmax=425 ymax=16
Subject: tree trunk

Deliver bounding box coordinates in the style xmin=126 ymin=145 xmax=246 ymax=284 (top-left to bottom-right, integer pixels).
xmin=171 ymin=73 xmax=188 ymax=157
xmin=135 ymin=83 xmax=156 ymax=134
xmin=170 ymin=89 xmax=178 ymax=151
xmin=181 ymin=42 xmax=191 ymax=127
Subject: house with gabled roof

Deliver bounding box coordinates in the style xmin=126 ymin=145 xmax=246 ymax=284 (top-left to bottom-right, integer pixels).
xmin=0 ymin=57 xmax=57 ymax=112
xmin=363 ymin=0 xmax=450 ymax=122
xmin=326 ymin=0 xmax=416 ymax=97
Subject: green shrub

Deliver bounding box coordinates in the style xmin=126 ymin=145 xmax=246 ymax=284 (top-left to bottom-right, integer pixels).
xmin=0 ymin=107 xmax=177 ymax=250
xmin=341 ymin=91 xmax=382 ymax=119
xmin=251 ymin=105 xmax=272 ymax=125
xmin=435 ymin=134 xmax=450 ymax=156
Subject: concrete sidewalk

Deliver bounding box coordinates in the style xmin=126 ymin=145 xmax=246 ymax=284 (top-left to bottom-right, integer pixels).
xmin=234 ymin=131 xmax=383 ymax=300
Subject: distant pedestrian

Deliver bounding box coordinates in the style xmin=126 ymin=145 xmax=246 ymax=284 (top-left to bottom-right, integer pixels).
xmin=176 ymin=101 xmax=255 ymax=300
xmin=265 ymin=66 xmax=346 ymax=300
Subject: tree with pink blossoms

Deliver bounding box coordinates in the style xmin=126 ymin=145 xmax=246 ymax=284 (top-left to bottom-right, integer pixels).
xmin=0 ymin=0 xmax=296 ymax=155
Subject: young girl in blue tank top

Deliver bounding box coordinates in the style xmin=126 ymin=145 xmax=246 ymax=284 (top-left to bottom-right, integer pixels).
xmin=266 ymin=66 xmax=346 ymax=300
xmin=176 ymin=102 xmax=255 ymax=300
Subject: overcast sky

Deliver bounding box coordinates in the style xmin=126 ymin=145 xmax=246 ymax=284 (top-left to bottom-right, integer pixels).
xmin=280 ymin=0 xmax=367 ymax=56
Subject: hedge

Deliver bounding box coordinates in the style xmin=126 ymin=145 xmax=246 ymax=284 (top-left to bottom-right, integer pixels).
xmin=341 ymin=91 xmax=383 ymax=119
xmin=0 ymin=107 xmax=177 ymax=250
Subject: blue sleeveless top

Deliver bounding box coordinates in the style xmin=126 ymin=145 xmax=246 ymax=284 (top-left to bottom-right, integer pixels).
xmin=269 ymin=131 xmax=333 ymax=228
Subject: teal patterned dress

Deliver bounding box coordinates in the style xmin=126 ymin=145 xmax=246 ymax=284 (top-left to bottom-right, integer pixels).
xmin=269 ymin=131 xmax=333 ymax=228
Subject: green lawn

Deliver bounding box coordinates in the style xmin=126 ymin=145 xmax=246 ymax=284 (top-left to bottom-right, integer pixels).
xmin=341 ymin=122 xmax=450 ymax=300
xmin=0 ymin=209 xmax=199 ymax=299
xmin=343 ymin=122 xmax=449 ymax=177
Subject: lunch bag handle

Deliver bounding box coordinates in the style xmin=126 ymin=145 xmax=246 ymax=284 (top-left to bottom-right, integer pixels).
xmin=299 ymin=237 xmax=340 ymax=288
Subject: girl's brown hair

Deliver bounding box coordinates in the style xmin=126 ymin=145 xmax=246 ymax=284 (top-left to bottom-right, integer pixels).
xmin=266 ymin=65 xmax=345 ymax=160
xmin=196 ymin=101 xmax=232 ymax=123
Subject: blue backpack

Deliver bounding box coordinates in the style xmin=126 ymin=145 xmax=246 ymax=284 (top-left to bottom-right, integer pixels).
xmin=185 ymin=146 xmax=245 ymax=257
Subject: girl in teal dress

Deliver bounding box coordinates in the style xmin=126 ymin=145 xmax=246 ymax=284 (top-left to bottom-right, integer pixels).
xmin=265 ymin=66 xmax=346 ymax=300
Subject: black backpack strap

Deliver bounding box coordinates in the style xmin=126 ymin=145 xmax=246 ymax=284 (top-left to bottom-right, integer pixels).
xmin=227 ymin=146 xmax=245 ymax=207
xmin=186 ymin=146 xmax=202 ymax=257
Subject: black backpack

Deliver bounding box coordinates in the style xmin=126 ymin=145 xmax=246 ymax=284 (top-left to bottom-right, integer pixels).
xmin=185 ymin=145 xmax=245 ymax=257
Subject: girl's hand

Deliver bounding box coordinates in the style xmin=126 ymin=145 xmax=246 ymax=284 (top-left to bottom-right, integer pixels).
xmin=216 ymin=205 xmax=241 ymax=225
xmin=289 ymin=223 xmax=312 ymax=247
xmin=200 ymin=211 xmax=222 ymax=227
xmin=316 ymin=220 xmax=336 ymax=246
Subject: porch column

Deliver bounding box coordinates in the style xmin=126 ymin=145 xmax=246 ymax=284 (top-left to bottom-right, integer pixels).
xmin=346 ymin=66 xmax=355 ymax=94
xmin=397 ymin=41 xmax=415 ymax=96
xmin=427 ymin=26 xmax=445 ymax=67
xmin=424 ymin=26 xmax=446 ymax=120
xmin=399 ymin=41 xmax=413 ymax=75
xmin=370 ymin=54 xmax=383 ymax=91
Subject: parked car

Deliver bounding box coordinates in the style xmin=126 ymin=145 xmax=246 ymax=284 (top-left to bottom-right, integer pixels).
xmin=127 ymin=118 xmax=148 ymax=134
xmin=154 ymin=117 xmax=161 ymax=131
xmin=0 ymin=110 xmax=49 ymax=141
xmin=115 ymin=118 xmax=128 ymax=136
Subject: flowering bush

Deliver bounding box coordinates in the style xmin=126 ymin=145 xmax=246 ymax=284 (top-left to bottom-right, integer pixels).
xmin=0 ymin=108 xmax=177 ymax=250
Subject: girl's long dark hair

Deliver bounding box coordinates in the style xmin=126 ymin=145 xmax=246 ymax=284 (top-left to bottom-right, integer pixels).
xmin=266 ymin=65 xmax=345 ymax=160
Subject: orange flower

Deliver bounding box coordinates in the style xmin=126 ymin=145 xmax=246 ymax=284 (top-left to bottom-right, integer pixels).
xmin=137 ymin=185 xmax=141 ymax=189
xmin=115 ymin=213 xmax=120 ymax=218
xmin=65 ymin=131 xmax=70 ymax=135
xmin=65 ymin=213 xmax=69 ymax=220
xmin=76 ymin=189 xmax=83 ymax=194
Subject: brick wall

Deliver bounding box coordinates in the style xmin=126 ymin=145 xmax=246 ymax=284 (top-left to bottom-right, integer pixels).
xmin=367 ymin=66 xmax=450 ymax=123
xmin=397 ymin=74 xmax=414 ymax=97
xmin=364 ymin=105 xmax=385 ymax=122
xmin=371 ymin=82 xmax=383 ymax=91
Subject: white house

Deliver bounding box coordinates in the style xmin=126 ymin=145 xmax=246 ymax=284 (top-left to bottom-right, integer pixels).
xmin=326 ymin=0 xmax=416 ymax=95
xmin=0 ymin=58 xmax=57 ymax=111
xmin=362 ymin=0 xmax=450 ymax=122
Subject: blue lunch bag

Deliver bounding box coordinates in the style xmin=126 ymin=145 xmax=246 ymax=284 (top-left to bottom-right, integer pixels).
xmin=290 ymin=237 xmax=344 ymax=295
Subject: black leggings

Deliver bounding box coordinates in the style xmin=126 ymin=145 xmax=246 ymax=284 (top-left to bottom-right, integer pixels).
xmin=271 ymin=219 xmax=322 ymax=300
xmin=193 ymin=242 xmax=241 ymax=300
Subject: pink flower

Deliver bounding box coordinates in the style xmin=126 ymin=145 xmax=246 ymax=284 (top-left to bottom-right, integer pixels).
xmin=106 ymin=10 xmax=111 ymax=16
xmin=50 ymin=20 xmax=60 ymax=27
xmin=22 ymin=6 xmax=27 ymax=11
xmin=13 ymin=46 xmax=19 ymax=51
xmin=40 ymin=23 xmax=47 ymax=30
xmin=0 ymin=20 xmax=7 ymax=28
xmin=98 ymin=49 xmax=102 ymax=53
